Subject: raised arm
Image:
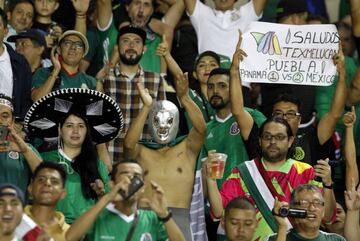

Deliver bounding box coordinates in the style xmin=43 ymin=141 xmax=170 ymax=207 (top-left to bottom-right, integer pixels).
xmin=4 ymin=125 xmax=42 ymax=172
xmin=96 ymin=0 xmax=112 ymax=29
xmin=343 ymin=107 xmax=359 ymax=189
xmin=66 ymin=180 xmax=129 ymax=241
xmin=348 ymin=68 xmax=360 ymax=105
xmin=252 ymin=0 xmax=268 ymax=17
xmin=123 ymin=81 xmax=153 ymax=160
xmin=317 ymin=49 xmax=347 ymax=144
xmin=72 ymin=0 xmax=90 ymax=35
xmin=344 ymin=179 xmax=360 ymax=241
xmin=162 ymin=0 xmax=185 ymax=28
xmin=350 ymin=0 xmax=360 ymax=37
xmin=175 ymin=73 xmax=206 ymax=156
xmin=156 ymin=35 xmax=183 ymax=77
xmin=184 ymin=0 xmax=196 ymax=15
xmin=31 ymin=48 xmax=61 ymax=102
xmin=230 ymin=32 xmax=254 ymax=140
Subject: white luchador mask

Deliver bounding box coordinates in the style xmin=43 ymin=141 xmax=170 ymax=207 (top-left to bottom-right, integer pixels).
xmin=149 ymin=100 xmax=179 ymax=144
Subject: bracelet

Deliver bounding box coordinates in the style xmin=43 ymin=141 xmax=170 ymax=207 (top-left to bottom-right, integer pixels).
xmin=76 ymin=13 xmax=87 ymax=18
xmin=322 ymin=182 xmax=333 ymax=189
xmin=158 ymin=211 xmax=172 ymax=223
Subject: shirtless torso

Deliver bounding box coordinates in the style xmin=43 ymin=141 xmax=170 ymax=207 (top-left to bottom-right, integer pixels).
xmin=138 ymin=141 xmax=197 ymax=208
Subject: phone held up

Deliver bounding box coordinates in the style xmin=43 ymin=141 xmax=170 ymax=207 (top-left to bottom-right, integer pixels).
xmin=119 ymin=175 xmax=144 ymax=200
xmin=0 ymin=125 xmax=9 ymax=142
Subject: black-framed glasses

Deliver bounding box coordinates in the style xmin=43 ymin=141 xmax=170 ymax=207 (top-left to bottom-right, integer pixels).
xmin=261 ymin=133 xmax=288 ymax=141
xmin=61 ymin=40 xmax=84 ymax=50
xmin=293 ymin=199 xmax=325 ymax=209
xmin=272 ymin=110 xmax=301 ymax=120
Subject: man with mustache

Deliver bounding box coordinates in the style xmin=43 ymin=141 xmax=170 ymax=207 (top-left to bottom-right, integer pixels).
xmin=268 ymin=184 xmax=345 ymax=241
xmin=100 ymin=26 xmax=165 ymax=163
xmin=198 ymin=60 xmax=265 ymax=239
xmin=205 ymin=117 xmax=336 ymax=241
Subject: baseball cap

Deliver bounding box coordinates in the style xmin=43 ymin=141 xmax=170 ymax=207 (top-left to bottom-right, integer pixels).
xmin=0 ymin=183 xmax=25 ymax=205
xmin=276 ymin=0 xmax=308 ymax=21
xmin=58 ymin=30 xmax=89 ymax=55
xmin=8 ymin=28 xmax=47 ymax=47
xmin=118 ymin=25 xmax=147 ymax=45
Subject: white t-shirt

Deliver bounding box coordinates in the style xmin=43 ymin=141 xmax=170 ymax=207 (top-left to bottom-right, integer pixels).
xmin=189 ymin=0 xmax=261 ymax=87
xmin=0 ymin=44 xmax=13 ymax=97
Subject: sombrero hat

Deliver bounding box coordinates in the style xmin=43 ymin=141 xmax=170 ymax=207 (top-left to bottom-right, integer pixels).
xmin=24 ymin=88 xmax=124 ymax=144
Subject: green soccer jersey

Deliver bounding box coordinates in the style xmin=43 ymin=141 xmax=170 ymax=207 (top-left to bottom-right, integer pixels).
xmin=40 ymin=150 xmax=109 ymax=224
xmin=199 ymin=109 xmax=266 ymax=188
xmin=32 ymin=67 xmax=96 ymax=90
xmin=86 ymin=205 xmax=168 ymax=241
xmin=0 ymin=144 xmax=40 ymax=193
xmin=98 ymin=17 xmax=161 ymax=73
xmin=266 ymin=229 xmax=346 ymax=241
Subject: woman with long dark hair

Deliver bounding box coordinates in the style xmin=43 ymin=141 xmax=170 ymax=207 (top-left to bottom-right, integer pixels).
xmin=40 ymin=112 xmax=109 ymax=224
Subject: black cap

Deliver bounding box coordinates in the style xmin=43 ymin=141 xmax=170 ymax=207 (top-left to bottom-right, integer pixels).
xmin=0 ymin=183 xmax=25 ymax=205
xmin=118 ymin=25 xmax=147 ymax=45
xmin=276 ymin=0 xmax=308 ymax=21
xmin=8 ymin=28 xmax=47 ymax=47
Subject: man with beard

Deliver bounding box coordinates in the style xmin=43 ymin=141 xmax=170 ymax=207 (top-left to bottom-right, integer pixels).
xmin=198 ymin=67 xmax=265 ymax=239
xmin=268 ymin=184 xmax=345 ymax=241
xmin=205 ymin=117 xmax=336 ymax=241
xmin=100 ymin=26 xmax=165 ymax=163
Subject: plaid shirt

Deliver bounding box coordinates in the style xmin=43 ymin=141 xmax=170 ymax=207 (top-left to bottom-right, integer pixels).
xmin=104 ymin=64 xmax=165 ymax=162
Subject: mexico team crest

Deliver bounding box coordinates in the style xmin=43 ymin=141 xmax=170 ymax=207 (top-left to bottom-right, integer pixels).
xmin=230 ymin=122 xmax=240 ymax=135
xmin=140 ymin=233 xmax=152 ymax=241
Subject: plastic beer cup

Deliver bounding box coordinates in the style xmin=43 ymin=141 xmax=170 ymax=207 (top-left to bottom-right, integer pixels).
xmin=210 ymin=153 xmax=228 ymax=179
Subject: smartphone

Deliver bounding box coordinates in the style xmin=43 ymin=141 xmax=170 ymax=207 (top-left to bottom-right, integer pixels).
xmin=119 ymin=175 xmax=144 ymax=200
xmin=0 ymin=125 xmax=8 ymax=141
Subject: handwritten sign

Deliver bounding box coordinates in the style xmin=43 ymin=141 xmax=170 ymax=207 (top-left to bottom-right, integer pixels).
xmin=240 ymin=22 xmax=339 ymax=86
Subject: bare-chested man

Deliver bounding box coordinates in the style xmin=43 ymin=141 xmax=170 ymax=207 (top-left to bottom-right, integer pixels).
xmin=124 ymin=73 xmax=206 ymax=241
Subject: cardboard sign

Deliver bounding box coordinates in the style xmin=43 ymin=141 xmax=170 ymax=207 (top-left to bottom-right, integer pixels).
xmin=240 ymin=22 xmax=339 ymax=86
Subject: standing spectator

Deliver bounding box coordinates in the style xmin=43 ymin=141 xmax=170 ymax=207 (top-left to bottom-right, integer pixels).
xmin=184 ymin=0 xmax=268 ymax=106
xmin=5 ymin=0 xmax=34 ymax=48
xmin=31 ymin=30 xmax=95 ymax=102
xmin=0 ymin=94 xmax=42 ymax=193
xmin=97 ymin=26 xmax=165 ymax=162
xmin=7 ymin=28 xmax=50 ymax=74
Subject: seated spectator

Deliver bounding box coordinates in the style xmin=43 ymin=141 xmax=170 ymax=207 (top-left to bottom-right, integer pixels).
xmin=221 ymin=197 xmax=258 ymax=241
xmin=269 ymin=184 xmax=345 ymax=241
xmin=7 ymin=28 xmax=51 ymax=74
xmin=5 ymin=0 xmax=34 ymax=48
xmin=0 ymin=94 xmax=42 ymax=193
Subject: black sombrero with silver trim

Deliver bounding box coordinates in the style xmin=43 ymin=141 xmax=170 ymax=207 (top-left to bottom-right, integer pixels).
xmin=24 ymin=88 xmax=124 ymax=144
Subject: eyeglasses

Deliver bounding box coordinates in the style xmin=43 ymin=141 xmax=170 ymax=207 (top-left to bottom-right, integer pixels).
xmin=15 ymin=40 xmax=34 ymax=49
xmin=261 ymin=133 xmax=288 ymax=141
xmin=293 ymin=199 xmax=325 ymax=209
xmin=272 ymin=110 xmax=301 ymax=120
xmin=61 ymin=40 xmax=84 ymax=50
